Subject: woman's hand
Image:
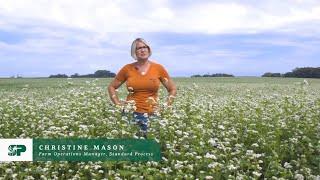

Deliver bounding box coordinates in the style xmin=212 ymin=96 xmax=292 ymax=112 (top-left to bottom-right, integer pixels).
xmin=108 ymin=79 xmax=124 ymax=105
xmin=160 ymin=78 xmax=177 ymax=105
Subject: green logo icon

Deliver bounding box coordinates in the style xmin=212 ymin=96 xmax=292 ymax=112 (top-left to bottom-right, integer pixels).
xmin=8 ymin=145 xmax=26 ymax=156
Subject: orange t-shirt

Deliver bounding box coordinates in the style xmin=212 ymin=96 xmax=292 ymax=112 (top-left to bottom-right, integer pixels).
xmin=115 ymin=61 xmax=170 ymax=113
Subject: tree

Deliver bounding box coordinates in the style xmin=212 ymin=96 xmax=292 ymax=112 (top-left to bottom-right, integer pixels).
xmin=262 ymin=72 xmax=281 ymax=77
xmin=49 ymin=70 xmax=116 ymax=78
xmin=93 ymin=70 xmax=116 ymax=77
xmin=191 ymin=73 xmax=234 ymax=77
xmin=49 ymin=74 xmax=68 ymax=78
xmin=283 ymin=67 xmax=320 ymax=78
xmin=71 ymin=73 xmax=79 ymax=78
xmin=191 ymin=75 xmax=201 ymax=77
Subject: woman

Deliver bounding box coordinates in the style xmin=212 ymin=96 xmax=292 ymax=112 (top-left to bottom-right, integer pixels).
xmin=108 ymin=38 xmax=177 ymax=138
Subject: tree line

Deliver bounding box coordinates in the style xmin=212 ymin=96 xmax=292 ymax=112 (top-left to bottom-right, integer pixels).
xmin=262 ymin=67 xmax=320 ymax=78
xmin=191 ymin=73 xmax=234 ymax=77
xmin=49 ymin=70 xmax=116 ymax=78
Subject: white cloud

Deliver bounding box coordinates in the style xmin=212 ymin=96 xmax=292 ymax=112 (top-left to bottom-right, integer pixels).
xmin=176 ymin=3 xmax=248 ymax=33
xmin=1 ymin=0 xmax=320 ymax=35
xmin=151 ymin=7 xmax=174 ymax=20
xmin=1 ymin=0 xmax=320 ymax=77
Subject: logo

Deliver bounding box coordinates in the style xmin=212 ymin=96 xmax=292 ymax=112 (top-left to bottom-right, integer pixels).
xmin=8 ymin=145 xmax=26 ymax=156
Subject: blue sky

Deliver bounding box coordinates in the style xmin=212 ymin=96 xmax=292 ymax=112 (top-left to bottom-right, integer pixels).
xmin=0 ymin=0 xmax=320 ymax=77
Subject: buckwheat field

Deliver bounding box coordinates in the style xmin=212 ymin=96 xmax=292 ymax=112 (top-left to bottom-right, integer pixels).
xmin=0 ymin=77 xmax=319 ymax=179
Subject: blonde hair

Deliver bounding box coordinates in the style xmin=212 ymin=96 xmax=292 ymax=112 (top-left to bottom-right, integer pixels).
xmin=131 ymin=38 xmax=152 ymax=60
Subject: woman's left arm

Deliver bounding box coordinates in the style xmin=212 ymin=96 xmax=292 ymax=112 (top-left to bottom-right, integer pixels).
xmin=160 ymin=78 xmax=177 ymax=106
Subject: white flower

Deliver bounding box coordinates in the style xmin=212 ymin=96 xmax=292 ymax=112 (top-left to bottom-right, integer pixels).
xmin=284 ymin=162 xmax=292 ymax=169
xmin=228 ymin=164 xmax=237 ymax=170
xmin=192 ymin=83 xmax=198 ymax=88
xmin=26 ymin=176 xmax=35 ymax=180
xmin=196 ymin=156 xmax=202 ymax=159
xmin=204 ymin=153 xmax=217 ymax=160
xmin=251 ymin=143 xmax=259 ymax=148
xmin=174 ymin=163 xmax=183 ymax=169
xmin=246 ymin=150 xmax=254 ymax=156
xmin=79 ymin=124 xmax=88 ymax=130
xmin=253 ymin=153 xmax=263 ymax=158
xmin=208 ymin=162 xmax=219 ymax=169
xmin=197 ymin=124 xmax=204 ymax=129
xmin=187 ymin=164 xmax=193 ymax=170
xmin=294 ymin=174 xmax=304 ymax=180
xmin=161 ymin=167 xmax=172 ymax=174
xmin=218 ymin=125 xmax=225 ymax=130
xmin=252 ymin=171 xmax=261 ymax=177
xmin=146 ymin=162 xmax=151 ymax=167
xmin=166 ymin=144 xmax=171 ymax=149
xmin=208 ymin=138 xmax=218 ymax=147
xmin=175 ymin=130 xmax=182 ymax=136
xmin=5 ymin=168 xmax=13 ymax=174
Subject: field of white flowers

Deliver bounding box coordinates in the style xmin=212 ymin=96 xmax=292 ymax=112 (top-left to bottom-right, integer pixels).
xmin=0 ymin=77 xmax=319 ymax=179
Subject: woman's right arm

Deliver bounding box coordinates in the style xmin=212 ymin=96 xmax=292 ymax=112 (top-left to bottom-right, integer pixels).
xmin=108 ymin=79 xmax=124 ymax=105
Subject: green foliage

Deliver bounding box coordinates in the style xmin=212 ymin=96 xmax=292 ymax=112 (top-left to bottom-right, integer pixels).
xmin=0 ymin=77 xmax=319 ymax=179
xmin=49 ymin=70 xmax=116 ymax=78
xmin=262 ymin=67 xmax=320 ymax=78
xmin=262 ymin=72 xmax=281 ymax=77
xmin=191 ymin=73 xmax=234 ymax=77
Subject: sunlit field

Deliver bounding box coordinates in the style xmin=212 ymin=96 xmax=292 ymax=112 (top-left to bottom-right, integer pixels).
xmin=0 ymin=77 xmax=319 ymax=179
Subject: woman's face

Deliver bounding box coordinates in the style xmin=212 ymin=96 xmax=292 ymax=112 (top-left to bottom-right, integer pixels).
xmin=135 ymin=41 xmax=149 ymax=60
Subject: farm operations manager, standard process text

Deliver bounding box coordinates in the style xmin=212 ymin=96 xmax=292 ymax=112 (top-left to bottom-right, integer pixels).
xmin=108 ymin=38 xmax=177 ymax=138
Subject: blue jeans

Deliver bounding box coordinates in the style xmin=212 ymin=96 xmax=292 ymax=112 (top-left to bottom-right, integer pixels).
xmin=133 ymin=112 xmax=149 ymax=133
xmin=122 ymin=111 xmax=157 ymax=134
